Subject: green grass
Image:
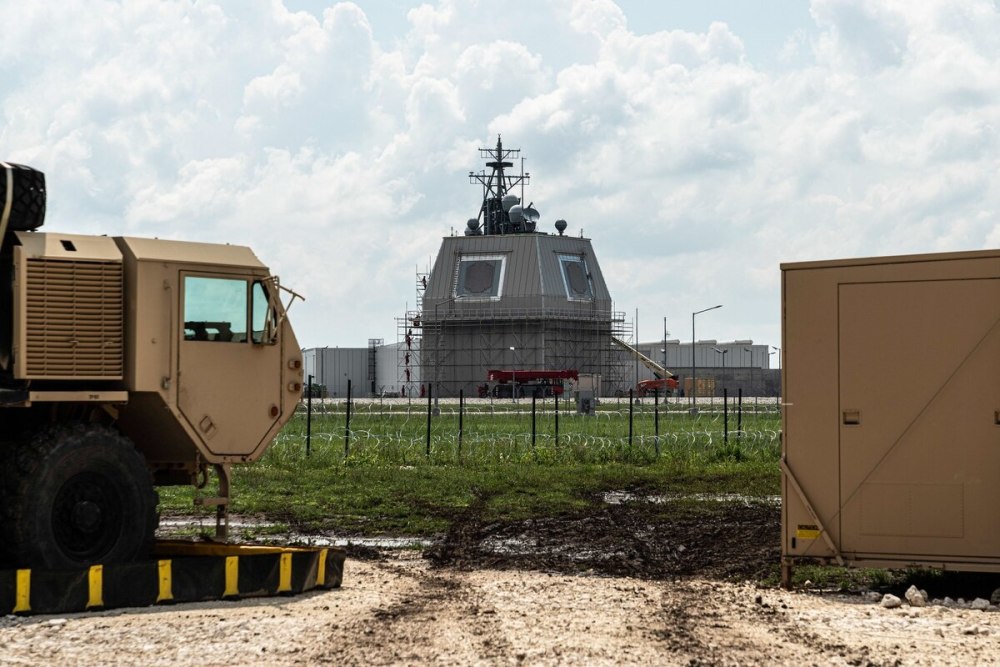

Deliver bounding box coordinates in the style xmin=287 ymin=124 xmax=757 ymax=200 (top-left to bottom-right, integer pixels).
xmin=160 ymin=400 xmax=781 ymax=536
xmin=285 ymin=398 xmax=781 ymax=466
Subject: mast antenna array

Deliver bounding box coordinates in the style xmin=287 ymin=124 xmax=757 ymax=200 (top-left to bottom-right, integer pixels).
xmin=467 ymin=135 xmax=535 ymax=235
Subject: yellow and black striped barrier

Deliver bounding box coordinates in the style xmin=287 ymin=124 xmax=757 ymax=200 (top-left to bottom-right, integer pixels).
xmin=0 ymin=541 xmax=345 ymax=616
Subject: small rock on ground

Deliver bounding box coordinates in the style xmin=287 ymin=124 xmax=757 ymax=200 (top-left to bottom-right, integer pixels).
xmin=881 ymin=594 xmax=903 ymax=609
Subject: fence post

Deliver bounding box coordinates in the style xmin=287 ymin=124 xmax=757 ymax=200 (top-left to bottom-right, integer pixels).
xmin=628 ymin=388 xmax=634 ymax=453
xmin=531 ymin=394 xmax=537 ymax=451
xmin=555 ymin=392 xmax=560 ymax=448
xmin=723 ymin=386 xmax=728 ymax=445
xmin=307 ymin=374 xmax=313 ymax=457
xmin=737 ymin=388 xmax=743 ymax=439
xmin=344 ymin=379 xmax=352 ymax=457
xmin=654 ymin=388 xmax=660 ymax=457
xmin=426 ymin=383 xmax=433 ymax=458
xmin=458 ymin=389 xmax=464 ymax=462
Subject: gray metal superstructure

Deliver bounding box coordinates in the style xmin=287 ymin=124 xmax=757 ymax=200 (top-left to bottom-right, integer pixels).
xmin=404 ymin=137 xmax=627 ymax=398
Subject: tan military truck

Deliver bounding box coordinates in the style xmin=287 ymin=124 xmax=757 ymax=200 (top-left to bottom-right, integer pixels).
xmin=0 ymin=163 xmax=304 ymax=570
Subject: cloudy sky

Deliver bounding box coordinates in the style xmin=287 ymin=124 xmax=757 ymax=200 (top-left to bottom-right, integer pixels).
xmin=2 ymin=1 xmax=998 ymax=354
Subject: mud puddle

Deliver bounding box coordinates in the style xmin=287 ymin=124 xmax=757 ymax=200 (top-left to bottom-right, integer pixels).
xmin=161 ymin=489 xmax=782 ymax=580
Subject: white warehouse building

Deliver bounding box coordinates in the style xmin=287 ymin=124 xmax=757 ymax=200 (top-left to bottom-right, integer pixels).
xmin=303 ymin=341 xmax=422 ymax=398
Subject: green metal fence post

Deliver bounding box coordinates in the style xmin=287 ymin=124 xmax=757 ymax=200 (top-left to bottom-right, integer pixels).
xmin=344 ymin=379 xmax=352 ymax=457
xmin=425 ymin=383 xmax=433 ymax=458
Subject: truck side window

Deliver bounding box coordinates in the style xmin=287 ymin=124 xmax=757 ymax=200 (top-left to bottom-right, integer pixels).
xmin=183 ymin=276 xmax=248 ymax=342
xmin=251 ymin=281 xmax=276 ymax=344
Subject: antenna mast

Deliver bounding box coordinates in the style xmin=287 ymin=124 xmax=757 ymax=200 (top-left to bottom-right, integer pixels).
xmin=468 ymin=135 xmax=534 ymax=235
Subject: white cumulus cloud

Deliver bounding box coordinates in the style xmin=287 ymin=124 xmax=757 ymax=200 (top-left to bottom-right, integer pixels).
xmin=1 ymin=0 xmax=998 ymax=349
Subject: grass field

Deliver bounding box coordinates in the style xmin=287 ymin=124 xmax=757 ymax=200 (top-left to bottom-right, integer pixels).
xmin=159 ymin=398 xmax=994 ymax=592
xmin=160 ymin=397 xmax=783 ymax=537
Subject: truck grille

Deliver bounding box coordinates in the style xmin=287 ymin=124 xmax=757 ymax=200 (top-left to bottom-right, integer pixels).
xmin=21 ymin=259 xmax=124 ymax=379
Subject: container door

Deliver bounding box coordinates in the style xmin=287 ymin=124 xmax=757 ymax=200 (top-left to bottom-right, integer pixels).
xmin=177 ymin=274 xmax=282 ymax=459
xmin=838 ymin=278 xmax=1000 ymax=559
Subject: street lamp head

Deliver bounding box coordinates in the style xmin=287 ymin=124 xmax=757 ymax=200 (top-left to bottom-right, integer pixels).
xmin=693 ymin=304 xmax=724 ymax=317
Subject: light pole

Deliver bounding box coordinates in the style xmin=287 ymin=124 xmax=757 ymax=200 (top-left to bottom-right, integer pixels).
xmin=662 ymin=316 xmax=669 ymax=401
xmin=744 ymin=346 xmax=753 ymax=396
xmin=509 ymin=346 xmax=517 ymax=403
xmin=771 ymin=345 xmax=782 ymax=404
xmin=662 ymin=317 xmax=668 ymax=374
xmin=634 ymin=308 xmax=640 ymax=396
xmin=691 ymin=305 xmax=723 ymax=414
xmin=713 ymin=346 xmax=728 ymax=398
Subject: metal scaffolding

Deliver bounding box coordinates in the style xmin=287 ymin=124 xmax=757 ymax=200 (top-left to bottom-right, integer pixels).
xmin=399 ymin=281 xmax=631 ymax=398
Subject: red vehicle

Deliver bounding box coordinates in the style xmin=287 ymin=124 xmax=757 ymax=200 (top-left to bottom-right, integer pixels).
xmin=637 ymin=377 xmax=679 ymax=397
xmin=611 ymin=336 xmax=679 ymax=397
xmin=482 ymin=369 xmax=579 ymax=398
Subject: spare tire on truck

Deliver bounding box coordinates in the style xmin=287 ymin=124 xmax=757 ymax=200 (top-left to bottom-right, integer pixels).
xmin=0 ymin=162 xmax=46 ymax=232
xmin=0 ymin=424 xmax=158 ymax=570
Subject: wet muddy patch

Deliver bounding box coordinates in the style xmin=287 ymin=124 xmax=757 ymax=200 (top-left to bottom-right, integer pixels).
xmin=426 ymin=495 xmax=781 ymax=581
xmin=160 ymin=491 xmax=782 ymax=581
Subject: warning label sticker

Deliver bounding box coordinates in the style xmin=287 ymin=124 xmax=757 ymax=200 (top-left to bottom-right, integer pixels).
xmin=796 ymin=524 xmax=821 ymax=540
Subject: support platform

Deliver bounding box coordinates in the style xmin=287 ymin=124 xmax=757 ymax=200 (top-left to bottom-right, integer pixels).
xmin=0 ymin=541 xmax=346 ymax=616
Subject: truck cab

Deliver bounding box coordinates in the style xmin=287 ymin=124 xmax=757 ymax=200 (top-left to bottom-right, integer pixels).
xmin=0 ymin=163 xmax=303 ymax=569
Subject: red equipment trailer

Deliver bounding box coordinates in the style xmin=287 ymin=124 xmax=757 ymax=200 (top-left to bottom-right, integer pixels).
xmin=482 ymin=369 xmax=579 ymax=398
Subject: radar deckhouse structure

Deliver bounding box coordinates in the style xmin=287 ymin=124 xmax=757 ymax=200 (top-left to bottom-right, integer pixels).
xmin=398 ymin=136 xmax=628 ymax=398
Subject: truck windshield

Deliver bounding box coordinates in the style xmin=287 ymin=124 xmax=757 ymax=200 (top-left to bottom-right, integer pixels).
xmin=183 ymin=276 xmax=248 ymax=342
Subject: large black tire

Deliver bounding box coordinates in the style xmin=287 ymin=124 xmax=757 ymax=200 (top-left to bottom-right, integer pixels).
xmin=0 ymin=424 xmax=158 ymax=569
xmin=0 ymin=162 xmax=46 ymax=232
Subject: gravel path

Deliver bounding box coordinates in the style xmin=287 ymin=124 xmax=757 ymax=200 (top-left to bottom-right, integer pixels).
xmin=1 ymin=552 xmax=998 ymax=666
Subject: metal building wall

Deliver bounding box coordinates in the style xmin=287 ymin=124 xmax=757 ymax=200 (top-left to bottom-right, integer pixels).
xmin=610 ymin=340 xmax=779 ymax=397
xmin=422 ymin=317 xmax=614 ymax=398
xmin=634 ymin=341 xmax=774 ymax=375
xmin=375 ymin=341 xmax=420 ymax=397
xmin=301 ymin=347 xmax=367 ymax=398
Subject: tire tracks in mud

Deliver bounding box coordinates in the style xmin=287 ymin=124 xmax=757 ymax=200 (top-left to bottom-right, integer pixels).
xmin=425 ymin=497 xmax=781 ymax=581
xmin=310 ymin=556 xmax=515 ymax=665
xmin=655 ymin=580 xmax=886 ymax=667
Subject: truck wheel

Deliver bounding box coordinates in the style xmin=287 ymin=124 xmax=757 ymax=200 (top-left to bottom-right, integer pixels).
xmin=0 ymin=163 xmax=46 ymax=232
xmin=0 ymin=424 xmax=158 ymax=569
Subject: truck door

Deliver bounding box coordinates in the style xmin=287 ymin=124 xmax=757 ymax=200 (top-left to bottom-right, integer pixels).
xmin=177 ymin=274 xmax=282 ymax=459
xmin=838 ymin=278 xmax=1000 ymax=559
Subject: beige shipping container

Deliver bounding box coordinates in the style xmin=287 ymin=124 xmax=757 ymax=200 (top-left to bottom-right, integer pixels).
xmin=683 ymin=377 xmax=716 ymax=398
xmin=780 ymin=249 xmax=1000 ymax=586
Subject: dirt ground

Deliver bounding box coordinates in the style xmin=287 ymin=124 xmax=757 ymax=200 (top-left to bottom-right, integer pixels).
xmin=2 ymin=498 xmax=1000 ymax=665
